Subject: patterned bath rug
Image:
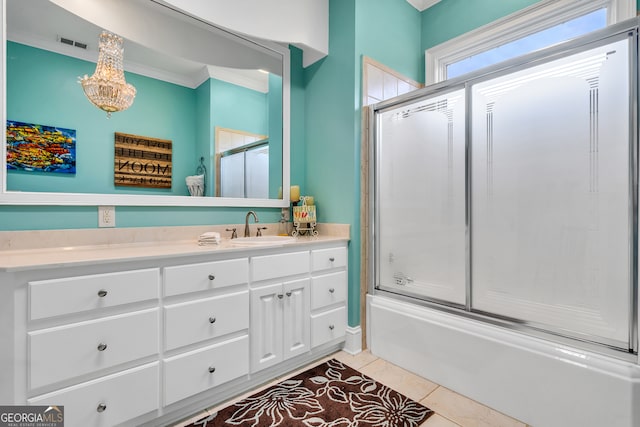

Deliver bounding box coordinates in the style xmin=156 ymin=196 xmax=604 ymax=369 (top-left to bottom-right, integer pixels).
xmin=186 ymin=358 xmax=434 ymax=426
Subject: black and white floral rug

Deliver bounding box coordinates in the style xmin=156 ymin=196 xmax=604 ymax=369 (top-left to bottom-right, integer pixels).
xmin=186 ymin=358 xmax=433 ymax=427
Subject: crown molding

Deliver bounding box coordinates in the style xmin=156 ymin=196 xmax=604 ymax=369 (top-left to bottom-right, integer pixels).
xmin=406 ymin=0 xmax=441 ymax=12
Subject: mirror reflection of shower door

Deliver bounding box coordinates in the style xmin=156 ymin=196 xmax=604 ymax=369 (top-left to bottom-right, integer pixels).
xmin=470 ymin=37 xmax=631 ymax=346
xmin=220 ymin=152 xmax=245 ymax=198
xmin=220 ymin=144 xmax=269 ymax=198
xmin=376 ymin=88 xmax=466 ymax=305
xmin=246 ymin=145 xmax=269 ymax=199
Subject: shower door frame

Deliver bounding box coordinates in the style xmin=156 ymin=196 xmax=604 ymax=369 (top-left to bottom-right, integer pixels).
xmin=369 ymin=18 xmax=640 ymax=360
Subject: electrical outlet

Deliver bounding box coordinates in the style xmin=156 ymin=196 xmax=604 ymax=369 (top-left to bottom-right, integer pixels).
xmin=98 ymin=206 xmax=116 ymax=228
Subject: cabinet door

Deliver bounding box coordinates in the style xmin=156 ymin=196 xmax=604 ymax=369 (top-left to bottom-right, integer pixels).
xmin=283 ymin=278 xmax=310 ymax=360
xmin=250 ymin=284 xmax=283 ymax=372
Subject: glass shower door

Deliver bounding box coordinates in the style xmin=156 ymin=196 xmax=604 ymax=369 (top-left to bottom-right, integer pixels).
xmin=470 ymin=36 xmax=632 ymax=346
xmin=376 ymin=89 xmax=467 ymax=305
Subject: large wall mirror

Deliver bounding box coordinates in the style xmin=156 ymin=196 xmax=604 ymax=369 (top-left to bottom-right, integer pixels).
xmin=0 ymin=0 xmax=290 ymax=207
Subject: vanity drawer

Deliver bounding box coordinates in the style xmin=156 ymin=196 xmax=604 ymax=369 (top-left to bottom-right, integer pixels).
xmin=311 ymin=271 xmax=347 ymax=310
xmin=29 ymin=362 xmax=159 ymax=427
xmin=251 ymin=251 xmax=309 ymax=282
xmin=164 ymin=335 xmax=249 ymax=406
xmin=311 ymin=306 xmax=347 ymax=348
xmin=164 ymin=258 xmax=248 ymax=297
xmin=29 ymin=269 xmax=159 ymax=320
xmin=29 ymin=308 xmax=159 ymax=390
xmin=311 ymin=247 xmax=347 ymax=272
xmin=164 ymin=291 xmax=249 ymax=350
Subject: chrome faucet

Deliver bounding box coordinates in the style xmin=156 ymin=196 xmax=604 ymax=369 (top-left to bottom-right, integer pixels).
xmin=244 ymin=211 xmax=259 ymax=237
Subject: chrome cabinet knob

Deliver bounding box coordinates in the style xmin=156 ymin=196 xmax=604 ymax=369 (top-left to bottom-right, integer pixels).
xmin=208 ymin=366 xmax=216 ymax=373
xmin=286 ymin=291 xmax=292 ymax=297
xmin=96 ymin=403 xmax=107 ymax=413
xmin=97 ymin=289 xmax=108 ymax=298
xmin=208 ymin=274 xmax=215 ymax=281
xmin=329 ymin=324 xmax=335 ymax=330
xmin=277 ymin=294 xmax=284 ymax=299
xmin=209 ymin=317 xmax=216 ymax=324
xmin=329 ymin=257 xmax=335 ymax=262
xmin=97 ymin=343 xmax=108 ymax=352
xmin=329 ymin=288 xmax=335 ymax=293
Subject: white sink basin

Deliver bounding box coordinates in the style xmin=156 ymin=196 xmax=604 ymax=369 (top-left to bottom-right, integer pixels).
xmin=229 ymin=236 xmax=296 ymax=246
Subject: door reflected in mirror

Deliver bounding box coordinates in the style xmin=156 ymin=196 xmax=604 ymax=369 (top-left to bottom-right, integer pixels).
xmin=2 ymin=0 xmax=287 ymax=205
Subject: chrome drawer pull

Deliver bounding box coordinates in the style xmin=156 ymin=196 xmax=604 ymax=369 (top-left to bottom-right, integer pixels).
xmin=208 ymin=366 xmax=216 ymax=374
xmin=209 ymin=317 xmax=216 ymax=324
xmin=277 ymin=294 xmax=284 ymax=299
xmin=97 ymin=403 xmax=107 ymax=413
xmin=329 ymin=288 xmax=335 ymax=293
xmin=329 ymin=324 xmax=335 ymax=330
xmin=97 ymin=343 xmax=108 ymax=352
xmin=286 ymin=291 xmax=292 ymax=297
xmin=329 ymin=257 xmax=335 ymax=262
xmin=208 ymin=274 xmax=215 ymax=281
xmin=97 ymin=289 xmax=108 ymax=298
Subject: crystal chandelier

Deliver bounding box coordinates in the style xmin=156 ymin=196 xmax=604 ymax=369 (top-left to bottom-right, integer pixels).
xmin=79 ymin=31 xmax=136 ymax=118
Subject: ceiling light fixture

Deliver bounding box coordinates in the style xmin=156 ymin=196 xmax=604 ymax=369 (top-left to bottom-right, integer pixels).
xmin=79 ymin=31 xmax=136 ymax=118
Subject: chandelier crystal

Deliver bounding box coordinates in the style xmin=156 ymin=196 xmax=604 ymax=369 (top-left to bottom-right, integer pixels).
xmin=79 ymin=31 xmax=136 ymax=118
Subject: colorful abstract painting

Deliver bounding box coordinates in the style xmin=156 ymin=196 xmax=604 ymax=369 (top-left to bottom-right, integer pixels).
xmin=6 ymin=120 xmax=76 ymax=174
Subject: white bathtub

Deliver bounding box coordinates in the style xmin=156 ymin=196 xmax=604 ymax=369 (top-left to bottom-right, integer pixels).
xmin=368 ymin=295 xmax=640 ymax=427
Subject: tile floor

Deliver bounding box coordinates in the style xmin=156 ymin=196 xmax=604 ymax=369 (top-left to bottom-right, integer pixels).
xmin=172 ymin=350 xmax=529 ymax=427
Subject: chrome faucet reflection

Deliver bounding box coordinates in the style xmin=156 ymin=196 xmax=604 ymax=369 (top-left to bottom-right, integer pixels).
xmin=244 ymin=211 xmax=259 ymax=237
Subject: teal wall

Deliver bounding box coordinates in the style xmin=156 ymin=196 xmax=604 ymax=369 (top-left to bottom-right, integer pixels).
xmin=268 ymin=74 xmax=283 ymax=199
xmin=289 ymin=46 xmax=306 ymax=190
xmin=195 ymin=79 xmax=213 ymax=195
xmin=356 ymin=0 xmax=422 ymax=82
xmin=304 ymin=0 xmax=358 ymax=325
xmin=210 ymin=79 xmax=268 ymax=135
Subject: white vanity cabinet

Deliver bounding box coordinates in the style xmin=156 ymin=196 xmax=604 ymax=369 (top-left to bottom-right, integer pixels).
xmin=162 ymin=258 xmax=250 ymax=406
xmin=21 ymin=269 xmax=161 ymax=427
xmin=0 ymin=237 xmax=348 ymax=427
xmin=249 ymin=246 xmax=349 ymax=372
xmin=310 ymin=247 xmax=348 ymax=347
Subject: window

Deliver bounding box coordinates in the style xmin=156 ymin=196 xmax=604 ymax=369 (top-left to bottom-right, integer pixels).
xmin=425 ymin=0 xmax=634 ymax=84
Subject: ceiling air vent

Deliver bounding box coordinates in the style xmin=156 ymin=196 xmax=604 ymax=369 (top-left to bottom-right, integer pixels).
xmin=58 ymin=36 xmax=88 ymax=50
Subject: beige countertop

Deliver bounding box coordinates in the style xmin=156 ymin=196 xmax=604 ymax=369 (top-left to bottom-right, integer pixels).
xmin=0 ymin=224 xmax=350 ymax=272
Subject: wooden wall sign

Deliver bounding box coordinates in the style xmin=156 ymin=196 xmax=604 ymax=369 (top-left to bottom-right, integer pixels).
xmin=114 ymin=132 xmax=172 ymax=188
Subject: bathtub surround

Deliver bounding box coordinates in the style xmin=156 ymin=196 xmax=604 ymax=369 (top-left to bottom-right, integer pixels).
xmin=368 ymin=295 xmax=640 ymax=427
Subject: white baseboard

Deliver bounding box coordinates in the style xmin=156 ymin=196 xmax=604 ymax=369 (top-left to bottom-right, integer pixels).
xmin=343 ymin=326 xmax=362 ymax=355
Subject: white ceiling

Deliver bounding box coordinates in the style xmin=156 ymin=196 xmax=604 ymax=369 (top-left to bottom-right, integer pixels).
xmin=406 ymin=0 xmax=442 ymax=12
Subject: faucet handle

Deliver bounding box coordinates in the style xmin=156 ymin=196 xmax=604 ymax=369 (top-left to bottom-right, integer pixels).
xmin=256 ymin=227 xmax=267 ymax=237
xmin=226 ymin=228 xmax=237 ymax=239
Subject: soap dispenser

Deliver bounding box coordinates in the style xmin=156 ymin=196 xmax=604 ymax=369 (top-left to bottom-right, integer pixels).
xmin=277 ymin=211 xmax=289 ymax=236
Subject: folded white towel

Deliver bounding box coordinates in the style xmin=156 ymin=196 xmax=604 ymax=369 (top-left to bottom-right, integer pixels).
xmin=198 ymin=231 xmax=221 ymax=246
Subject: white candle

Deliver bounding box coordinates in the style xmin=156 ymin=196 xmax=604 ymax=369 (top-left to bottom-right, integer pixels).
xmin=290 ymin=185 xmax=300 ymax=202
